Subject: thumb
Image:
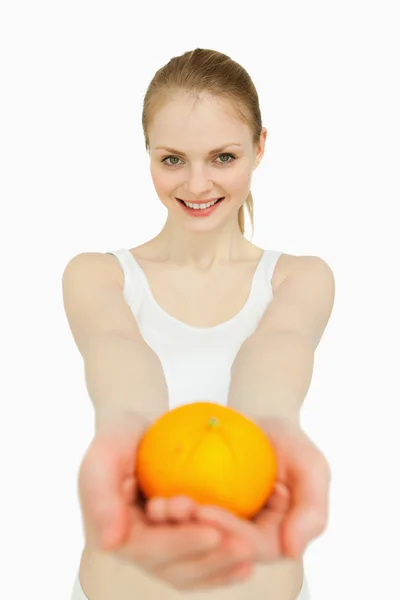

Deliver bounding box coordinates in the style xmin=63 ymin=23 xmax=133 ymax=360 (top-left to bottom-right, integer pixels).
xmin=78 ymin=432 xmax=139 ymax=549
xmin=283 ymin=444 xmax=331 ymax=557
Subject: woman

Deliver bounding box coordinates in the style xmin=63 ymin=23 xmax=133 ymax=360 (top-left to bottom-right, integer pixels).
xmin=63 ymin=48 xmax=335 ymax=600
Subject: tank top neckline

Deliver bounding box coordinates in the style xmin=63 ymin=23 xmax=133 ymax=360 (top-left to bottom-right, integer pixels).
xmin=124 ymin=248 xmax=267 ymax=333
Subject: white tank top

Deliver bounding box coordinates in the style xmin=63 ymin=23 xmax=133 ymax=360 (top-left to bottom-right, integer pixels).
xmin=106 ymin=248 xmax=283 ymax=410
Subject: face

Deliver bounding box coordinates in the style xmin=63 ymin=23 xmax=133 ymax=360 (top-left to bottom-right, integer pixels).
xmin=147 ymin=93 xmax=266 ymax=233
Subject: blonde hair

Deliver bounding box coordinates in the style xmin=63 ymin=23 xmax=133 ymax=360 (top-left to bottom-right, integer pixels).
xmin=142 ymin=48 xmax=264 ymax=239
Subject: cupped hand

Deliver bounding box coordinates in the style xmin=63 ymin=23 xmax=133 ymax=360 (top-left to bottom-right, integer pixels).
xmin=77 ymin=413 xmax=254 ymax=591
xmin=187 ymin=417 xmax=331 ymax=562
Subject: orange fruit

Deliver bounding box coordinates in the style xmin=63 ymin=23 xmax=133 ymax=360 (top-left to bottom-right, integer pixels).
xmin=136 ymin=402 xmax=278 ymax=519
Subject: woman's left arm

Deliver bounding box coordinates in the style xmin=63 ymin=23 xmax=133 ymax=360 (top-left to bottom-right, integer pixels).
xmin=195 ymin=256 xmax=337 ymax=560
xmin=227 ymin=255 xmax=336 ymax=423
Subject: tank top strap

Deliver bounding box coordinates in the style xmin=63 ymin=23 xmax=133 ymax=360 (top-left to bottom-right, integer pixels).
xmin=259 ymin=248 xmax=284 ymax=291
xmin=105 ymin=248 xmax=145 ymax=313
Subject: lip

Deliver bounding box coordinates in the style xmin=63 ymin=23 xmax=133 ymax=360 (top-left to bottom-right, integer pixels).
xmin=177 ymin=197 xmax=224 ymax=217
xmin=177 ymin=197 xmax=223 ymax=205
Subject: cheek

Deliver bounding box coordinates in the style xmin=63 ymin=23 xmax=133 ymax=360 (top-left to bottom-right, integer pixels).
xmin=227 ymin=164 xmax=252 ymax=193
xmin=150 ymin=165 xmax=174 ymax=193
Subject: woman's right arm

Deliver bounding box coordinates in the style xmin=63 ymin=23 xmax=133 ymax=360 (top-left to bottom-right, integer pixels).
xmin=62 ymin=252 xmax=169 ymax=434
xmin=61 ymin=252 xmax=257 ymax=590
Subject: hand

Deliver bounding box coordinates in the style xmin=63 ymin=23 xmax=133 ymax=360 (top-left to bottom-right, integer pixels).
xmin=189 ymin=418 xmax=331 ymax=562
xmin=78 ymin=413 xmax=255 ymax=591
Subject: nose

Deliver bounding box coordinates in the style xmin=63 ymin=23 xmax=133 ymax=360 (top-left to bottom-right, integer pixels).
xmin=184 ymin=166 xmax=214 ymax=197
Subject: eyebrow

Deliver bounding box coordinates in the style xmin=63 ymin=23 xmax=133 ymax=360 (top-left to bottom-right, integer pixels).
xmin=155 ymin=143 xmax=242 ymax=156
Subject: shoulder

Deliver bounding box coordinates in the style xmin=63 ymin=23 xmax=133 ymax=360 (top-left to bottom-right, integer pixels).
xmin=63 ymin=251 xmax=125 ymax=291
xmin=259 ymin=252 xmax=335 ymax=348
xmin=271 ymin=252 xmax=333 ymax=294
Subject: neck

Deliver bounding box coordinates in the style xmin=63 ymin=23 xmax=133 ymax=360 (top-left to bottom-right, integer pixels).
xmin=152 ymin=220 xmax=252 ymax=269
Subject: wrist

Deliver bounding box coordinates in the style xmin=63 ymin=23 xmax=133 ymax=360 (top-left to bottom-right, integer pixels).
xmin=95 ymin=408 xmax=149 ymax=438
xmin=253 ymin=415 xmax=302 ymax=439
xmin=241 ymin=410 xmax=300 ymax=430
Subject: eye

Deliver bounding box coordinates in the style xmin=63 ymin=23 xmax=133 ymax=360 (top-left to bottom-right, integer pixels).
xmin=161 ymin=153 xmax=237 ymax=167
xmin=216 ymin=153 xmax=236 ymax=164
xmin=162 ymin=156 xmax=181 ymax=167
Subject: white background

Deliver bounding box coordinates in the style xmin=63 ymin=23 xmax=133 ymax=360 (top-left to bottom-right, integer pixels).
xmin=1 ymin=1 xmax=399 ymax=599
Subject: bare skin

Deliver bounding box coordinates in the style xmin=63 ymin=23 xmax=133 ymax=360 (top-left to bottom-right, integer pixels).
xmin=75 ymin=91 xmax=309 ymax=598
xmin=77 ymin=242 xmax=305 ymax=600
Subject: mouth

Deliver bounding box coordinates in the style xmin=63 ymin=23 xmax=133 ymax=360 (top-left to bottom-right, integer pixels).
xmin=176 ymin=197 xmax=225 ymax=209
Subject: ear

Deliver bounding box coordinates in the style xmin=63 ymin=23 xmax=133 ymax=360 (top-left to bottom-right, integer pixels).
xmin=254 ymin=127 xmax=267 ymax=170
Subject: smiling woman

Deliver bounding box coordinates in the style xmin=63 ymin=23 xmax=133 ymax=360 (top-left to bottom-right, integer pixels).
xmin=65 ymin=47 xmax=333 ymax=600
xmin=143 ymin=58 xmax=264 ymax=241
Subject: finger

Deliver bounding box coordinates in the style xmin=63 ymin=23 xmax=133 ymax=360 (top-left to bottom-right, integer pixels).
xmin=145 ymin=497 xmax=169 ymax=522
xmin=264 ymin=481 xmax=291 ymax=514
xmin=283 ymin=447 xmax=331 ymax=556
xmin=156 ymin=535 xmax=253 ymax=590
xmin=146 ymin=496 xmax=197 ymax=523
xmin=165 ymin=496 xmax=198 ymax=522
xmin=195 ymin=505 xmax=268 ymax=560
xmin=122 ymin=475 xmax=136 ymax=504
xmin=118 ymin=522 xmax=223 ymax=570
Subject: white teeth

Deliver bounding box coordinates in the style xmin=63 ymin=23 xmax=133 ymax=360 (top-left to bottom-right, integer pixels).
xmin=183 ymin=199 xmax=219 ymax=209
